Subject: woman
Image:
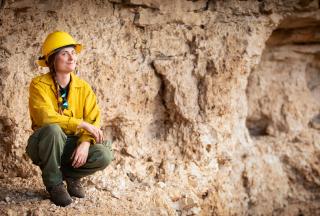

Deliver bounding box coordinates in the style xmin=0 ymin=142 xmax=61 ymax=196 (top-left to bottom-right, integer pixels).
xmin=26 ymin=31 xmax=113 ymax=207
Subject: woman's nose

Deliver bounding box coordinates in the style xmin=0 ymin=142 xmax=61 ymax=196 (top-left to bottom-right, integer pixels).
xmin=68 ymin=53 xmax=75 ymax=61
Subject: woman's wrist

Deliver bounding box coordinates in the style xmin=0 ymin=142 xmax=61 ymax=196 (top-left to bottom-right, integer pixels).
xmin=78 ymin=121 xmax=87 ymax=130
xmin=79 ymin=141 xmax=90 ymax=147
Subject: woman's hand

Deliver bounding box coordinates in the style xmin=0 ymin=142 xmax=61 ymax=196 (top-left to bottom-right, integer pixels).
xmin=71 ymin=141 xmax=90 ymax=168
xmin=78 ymin=121 xmax=104 ymax=143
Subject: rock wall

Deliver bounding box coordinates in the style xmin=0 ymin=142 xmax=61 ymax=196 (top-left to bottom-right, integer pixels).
xmin=245 ymin=10 xmax=320 ymax=215
xmin=0 ymin=0 xmax=319 ymax=215
xmin=247 ymin=12 xmax=320 ymax=135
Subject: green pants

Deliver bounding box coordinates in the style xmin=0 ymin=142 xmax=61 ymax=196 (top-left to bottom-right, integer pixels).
xmin=26 ymin=124 xmax=113 ymax=187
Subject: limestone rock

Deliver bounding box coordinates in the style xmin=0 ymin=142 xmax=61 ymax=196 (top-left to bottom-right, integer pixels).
xmin=0 ymin=0 xmax=319 ymax=215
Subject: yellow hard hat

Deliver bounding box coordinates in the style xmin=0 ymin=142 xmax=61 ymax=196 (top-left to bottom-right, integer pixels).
xmin=37 ymin=31 xmax=83 ymax=67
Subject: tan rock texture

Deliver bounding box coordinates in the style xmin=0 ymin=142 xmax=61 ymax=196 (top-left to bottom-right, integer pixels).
xmin=0 ymin=0 xmax=319 ymax=215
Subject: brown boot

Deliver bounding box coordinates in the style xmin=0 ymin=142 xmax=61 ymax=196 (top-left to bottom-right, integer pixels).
xmin=46 ymin=183 xmax=72 ymax=207
xmin=65 ymin=177 xmax=85 ymax=198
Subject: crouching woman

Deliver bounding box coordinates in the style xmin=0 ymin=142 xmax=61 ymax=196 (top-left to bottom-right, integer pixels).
xmin=26 ymin=31 xmax=113 ymax=207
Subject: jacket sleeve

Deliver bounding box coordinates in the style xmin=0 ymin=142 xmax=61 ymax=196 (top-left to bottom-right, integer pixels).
xmin=77 ymin=84 xmax=101 ymax=145
xmin=29 ymin=80 xmax=82 ymax=132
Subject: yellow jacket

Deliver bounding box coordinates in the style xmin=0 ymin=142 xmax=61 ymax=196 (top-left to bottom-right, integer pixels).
xmin=29 ymin=72 xmax=101 ymax=144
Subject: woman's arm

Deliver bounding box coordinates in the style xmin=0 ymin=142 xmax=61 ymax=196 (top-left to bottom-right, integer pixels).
xmin=77 ymin=84 xmax=103 ymax=144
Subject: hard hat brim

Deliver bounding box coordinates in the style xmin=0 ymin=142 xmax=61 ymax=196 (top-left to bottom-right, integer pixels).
xmin=37 ymin=59 xmax=48 ymax=67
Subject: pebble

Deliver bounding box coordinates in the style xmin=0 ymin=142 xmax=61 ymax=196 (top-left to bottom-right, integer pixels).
xmin=73 ymin=205 xmax=83 ymax=210
xmin=180 ymin=197 xmax=197 ymax=210
xmin=110 ymin=191 xmax=121 ymax=199
xmin=157 ymin=182 xmax=166 ymax=188
xmin=86 ymin=199 xmax=93 ymax=204
xmin=26 ymin=191 xmax=35 ymax=196
xmin=33 ymin=209 xmax=44 ymax=216
xmin=6 ymin=209 xmax=15 ymax=216
xmin=187 ymin=207 xmax=201 ymax=215
xmin=5 ymin=196 xmax=10 ymax=202
xmin=86 ymin=186 xmax=97 ymax=193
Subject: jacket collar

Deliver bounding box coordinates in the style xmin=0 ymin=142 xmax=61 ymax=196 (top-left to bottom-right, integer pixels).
xmin=40 ymin=72 xmax=83 ymax=88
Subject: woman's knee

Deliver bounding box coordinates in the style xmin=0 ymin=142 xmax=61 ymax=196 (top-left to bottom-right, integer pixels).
xmin=97 ymin=146 xmax=114 ymax=169
xmin=40 ymin=124 xmax=64 ymax=137
xmin=37 ymin=124 xmax=66 ymax=149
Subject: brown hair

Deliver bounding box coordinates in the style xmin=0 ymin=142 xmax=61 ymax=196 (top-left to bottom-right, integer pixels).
xmin=47 ymin=51 xmax=59 ymax=74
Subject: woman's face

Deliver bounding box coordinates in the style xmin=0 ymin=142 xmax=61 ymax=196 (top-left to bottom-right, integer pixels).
xmin=54 ymin=47 xmax=77 ymax=73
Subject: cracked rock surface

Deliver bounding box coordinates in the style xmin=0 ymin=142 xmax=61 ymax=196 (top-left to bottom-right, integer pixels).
xmin=0 ymin=0 xmax=319 ymax=215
